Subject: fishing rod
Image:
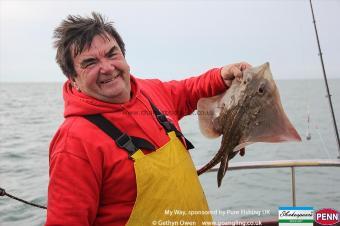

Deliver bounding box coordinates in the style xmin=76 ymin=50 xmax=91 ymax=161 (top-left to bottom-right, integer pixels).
xmin=309 ymin=0 xmax=340 ymax=158
xmin=0 ymin=187 xmax=47 ymax=209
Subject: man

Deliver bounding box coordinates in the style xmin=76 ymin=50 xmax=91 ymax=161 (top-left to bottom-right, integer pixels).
xmin=46 ymin=12 xmax=250 ymax=226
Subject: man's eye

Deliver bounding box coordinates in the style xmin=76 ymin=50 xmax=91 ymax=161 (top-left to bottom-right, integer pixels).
xmin=108 ymin=53 xmax=116 ymax=58
xmin=83 ymin=62 xmax=95 ymax=68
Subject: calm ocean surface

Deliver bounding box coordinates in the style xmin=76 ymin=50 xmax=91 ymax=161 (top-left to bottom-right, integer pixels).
xmin=0 ymin=79 xmax=339 ymax=225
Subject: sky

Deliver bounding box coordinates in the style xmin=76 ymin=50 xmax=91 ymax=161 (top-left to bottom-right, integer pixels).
xmin=0 ymin=0 xmax=339 ymax=82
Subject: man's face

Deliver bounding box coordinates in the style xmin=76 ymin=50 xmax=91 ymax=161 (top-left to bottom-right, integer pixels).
xmin=72 ymin=34 xmax=131 ymax=103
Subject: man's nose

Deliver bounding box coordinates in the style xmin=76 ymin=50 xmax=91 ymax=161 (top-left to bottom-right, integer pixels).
xmin=99 ymin=60 xmax=115 ymax=74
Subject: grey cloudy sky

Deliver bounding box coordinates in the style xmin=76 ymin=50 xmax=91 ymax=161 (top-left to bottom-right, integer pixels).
xmin=0 ymin=0 xmax=339 ymax=82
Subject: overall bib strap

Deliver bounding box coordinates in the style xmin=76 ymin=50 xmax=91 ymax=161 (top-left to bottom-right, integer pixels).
xmin=153 ymin=110 xmax=195 ymax=150
xmin=83 ymin=114 xmax=155 ymax=156
xmin=141 ymin=91 xmax=195 ymax=150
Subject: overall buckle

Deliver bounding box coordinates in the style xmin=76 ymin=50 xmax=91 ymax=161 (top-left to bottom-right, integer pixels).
xmin=116 ymin=133 xmax=137 ymax=155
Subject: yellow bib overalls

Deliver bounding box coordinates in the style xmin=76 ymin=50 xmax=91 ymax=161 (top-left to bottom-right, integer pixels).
xmin=126 ymin=130 xmax=212 ymax=225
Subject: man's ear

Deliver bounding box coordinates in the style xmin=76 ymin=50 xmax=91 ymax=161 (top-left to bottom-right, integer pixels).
xmin=68 ymin=76 xmax=77 ymax=84
xmin=68 ymin=76 xmax=76 ymax=85
xmin=69 ymin=76 xmax=80 ymax=91
xmin=69 ymin=76 xmax=76 ymax=82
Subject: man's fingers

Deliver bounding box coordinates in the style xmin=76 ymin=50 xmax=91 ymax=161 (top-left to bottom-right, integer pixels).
xmin=230 ymin=66 xmax=242 ymax=80
xmin=240 ymin=62 xmax=252 ymax=70
xmin=233 ymin=62 xmax=251 ymax=79
xmin=221 ymin=62 xmax=252 ymax=83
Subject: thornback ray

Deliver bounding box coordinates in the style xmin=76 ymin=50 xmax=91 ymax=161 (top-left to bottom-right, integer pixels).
xmin=197 ymin=62 xmax=302 ymax=187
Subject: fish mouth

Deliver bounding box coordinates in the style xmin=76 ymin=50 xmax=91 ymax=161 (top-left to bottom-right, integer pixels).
xmin=99 ymin=73 xmax=121 ymax=84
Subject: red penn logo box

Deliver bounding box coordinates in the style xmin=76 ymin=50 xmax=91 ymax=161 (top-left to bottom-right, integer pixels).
xmin=315 ymin=208 xmax=339 ymax=225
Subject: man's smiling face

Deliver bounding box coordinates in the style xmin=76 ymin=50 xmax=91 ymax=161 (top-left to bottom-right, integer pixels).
xmin=72 ymin=34 xmax=131 ymax=104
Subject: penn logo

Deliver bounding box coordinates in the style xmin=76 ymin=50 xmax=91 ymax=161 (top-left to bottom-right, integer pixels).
xmin=315 ymin=208 xmax=339 ymax=225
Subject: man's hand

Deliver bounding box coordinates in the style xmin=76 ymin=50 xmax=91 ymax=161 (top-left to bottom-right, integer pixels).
xmin=221 ymin=62 xmax=252 ymax=87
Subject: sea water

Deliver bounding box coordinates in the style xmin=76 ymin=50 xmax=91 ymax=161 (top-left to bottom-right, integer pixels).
xmin=0 ymin=80 xmax=339 ymax=225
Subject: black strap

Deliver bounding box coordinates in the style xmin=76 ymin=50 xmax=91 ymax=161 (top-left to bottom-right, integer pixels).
xmin=142 ymin=91 xmax=195 ymax=150
xmin=84 ymin=91 xmax=194 ymax=153
xmin=84 ymin=114 xmax=155 ymax=155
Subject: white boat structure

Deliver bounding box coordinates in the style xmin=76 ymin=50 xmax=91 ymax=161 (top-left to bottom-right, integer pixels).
xmin=207 ymin=159 xmax=340 ymax=206
xmin=202 ymin=159 xmax=340 ymax=225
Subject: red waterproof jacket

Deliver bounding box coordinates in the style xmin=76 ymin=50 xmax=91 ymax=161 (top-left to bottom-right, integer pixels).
xmin=45 ymin=68 xmax=227 ymax=226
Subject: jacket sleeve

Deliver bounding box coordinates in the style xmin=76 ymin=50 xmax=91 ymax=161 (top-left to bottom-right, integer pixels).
xmin=162 ymin=67 xmax=227 ymax=119
xmin=45 ymin=135 xmax=100 ymax=226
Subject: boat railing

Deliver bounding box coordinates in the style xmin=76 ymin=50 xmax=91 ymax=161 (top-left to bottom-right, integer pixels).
xmin=203 ymin=159 xmax=340 ymax=206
